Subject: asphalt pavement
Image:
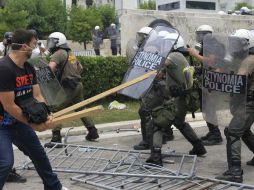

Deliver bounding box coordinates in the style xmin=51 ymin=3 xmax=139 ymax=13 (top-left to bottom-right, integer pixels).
xmin=4 ymin=113 xmax=254 ymax=190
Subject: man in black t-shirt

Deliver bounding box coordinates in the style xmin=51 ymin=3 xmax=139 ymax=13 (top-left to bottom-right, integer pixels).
xmin=0 ymin=29 xmax=67 ymax=190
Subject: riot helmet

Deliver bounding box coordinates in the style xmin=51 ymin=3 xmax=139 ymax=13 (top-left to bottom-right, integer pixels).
xmin=28 ymin=29 xmax=38 ymax=39
xmin=111 ymin=23 xmax=116 ymax=28
xmin=161 ymin=32 xmax=186 ymax=52
xmin=3 ymin=32 xmax=13 ymax=45
xmin=231 ymin=29 xmax=254 ymax=55
xmin=136 ymin=26 xmax=152 ymax=47
xmin=47 ymin=32 xmax=68 ymax=53
xmin=196 ymin=25 xmax=213 ymax=43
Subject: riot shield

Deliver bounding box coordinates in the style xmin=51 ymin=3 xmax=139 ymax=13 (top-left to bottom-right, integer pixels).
xmin=29 ymin=56 xmax=67 ymax=107
xmin=119 ymin=26 xmax=179 ymax=99
xmin=126 ymin=38 xmax=139 ymax=64
xmin=202 ymin=34 xmax=248 ymax=127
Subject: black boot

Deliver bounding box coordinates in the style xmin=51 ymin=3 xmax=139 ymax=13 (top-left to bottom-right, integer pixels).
xmin=189 ymin=140 xmax=207 ymax=156
xmin=178 ymin=122 xmax=207 ymax=156
xmin=202 ymin=122 xmax=223 ymax=146
xmin=145 ymin=147 xmax=163 ymax=167
xmin=86 ymin=127 xmax=99 ymax=141
xmin=6 ymin=168 xmax=27 ymax=183
xmin=215 ymin=165 xmax=243 ymax=183
xmin=44 ymin=130 xmax=63 ymax=148
xmin=134 ymin=140 xmax=150 ymax=150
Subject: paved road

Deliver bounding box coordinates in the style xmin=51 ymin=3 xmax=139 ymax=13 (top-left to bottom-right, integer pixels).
xmin=4 ymin=120 xmax=254 ymax=190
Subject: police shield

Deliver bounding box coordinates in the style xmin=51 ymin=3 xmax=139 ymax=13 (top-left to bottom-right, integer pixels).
xmin=29 ymin=57 xmax=67 ymax=107
xmin=126 ymin=38 xmax=139 ymax=64
xmin=119 ymin=26 xmax=179 ymax=99
xmin=202 ymin=34 xmax=248 ymax=127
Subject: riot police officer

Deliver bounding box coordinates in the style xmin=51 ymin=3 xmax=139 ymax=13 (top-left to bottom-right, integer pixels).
xmin=44 ymin=32 xmax=99 ymax=148
xmin=216 ymin=29 xmax=254 ymax=183
xmin=0 ymin=32 xmax=13 ymax=57
xmin=132 ymin=27 xmax=174 ymax=150
xmin=187 ymin=25 xmax=223 ymax=146
xmin=146 ymin=35 xmax=206 ymax=166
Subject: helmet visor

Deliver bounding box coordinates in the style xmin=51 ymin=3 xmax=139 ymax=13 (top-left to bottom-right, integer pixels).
xmin=196 ymin=31 xmax=211 ymax=43
xmin=47 ymin=38 xmax=58 ymax=50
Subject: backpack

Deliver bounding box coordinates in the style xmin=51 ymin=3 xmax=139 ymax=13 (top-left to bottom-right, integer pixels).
xmin=59 ymin=51 xmax=83 ymax=89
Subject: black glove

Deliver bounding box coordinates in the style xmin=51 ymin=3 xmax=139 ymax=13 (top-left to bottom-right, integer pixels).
xmin=17 ymin=98 xmax=50 ymax=124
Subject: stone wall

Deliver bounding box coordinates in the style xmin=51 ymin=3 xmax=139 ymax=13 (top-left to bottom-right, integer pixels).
xmin=119 ymin=9 xmax=254 ymax=55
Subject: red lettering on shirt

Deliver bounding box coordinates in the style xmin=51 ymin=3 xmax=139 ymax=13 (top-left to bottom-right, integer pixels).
xmin=16 ymin=74 xmax=33 ymax=87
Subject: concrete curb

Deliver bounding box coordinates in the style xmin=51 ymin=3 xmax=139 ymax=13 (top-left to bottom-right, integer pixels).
xmin=37 ymin=112 xmax=205 ymax=140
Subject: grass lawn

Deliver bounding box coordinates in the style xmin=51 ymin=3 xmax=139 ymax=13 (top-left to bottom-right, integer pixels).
xmin=61 ymin=100 xmax=140 ymax=128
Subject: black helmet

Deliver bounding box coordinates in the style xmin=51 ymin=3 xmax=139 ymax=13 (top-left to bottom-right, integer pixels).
xmin=4 ymin=32 xmax=13 ymax=44
xmin=28 ymin=29 xmax=38 ymax=39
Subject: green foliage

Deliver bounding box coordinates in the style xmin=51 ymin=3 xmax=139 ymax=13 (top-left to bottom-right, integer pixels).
xmin=66 ymin=6 xmax=102 ymax=43
xmin=77 ymin=56 xmax=129 ymax=99
xmin=96 ymin=4 xmax=116 ymax=31
xmin=234 ymin=2 xmax=253 ymax=11
xmin=139 ymin=0 xmax=156 ymax=10
xmin=0 ymin=0 xmax=66 ymax=39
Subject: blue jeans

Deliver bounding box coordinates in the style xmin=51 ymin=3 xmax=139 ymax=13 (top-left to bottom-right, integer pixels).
xmin=0 ymin=122 xmax=62 ymax=190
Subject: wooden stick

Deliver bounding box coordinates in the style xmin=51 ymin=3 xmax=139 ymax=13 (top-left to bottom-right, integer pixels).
xmin=53 ymin=105 xmax=104 ymax=125
xmin=53 ymin=70 xmax=157 ymax=118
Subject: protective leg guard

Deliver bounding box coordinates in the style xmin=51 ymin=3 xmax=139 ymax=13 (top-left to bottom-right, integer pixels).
xmin=134 ymin=118 xmax=152 ymax=150
xmin=216 ymin=128 xmax=243 ymax=183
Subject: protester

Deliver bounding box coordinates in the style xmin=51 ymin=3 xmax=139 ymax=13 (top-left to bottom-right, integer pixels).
xmin=0 ymin=29 xmax=68 ymax=190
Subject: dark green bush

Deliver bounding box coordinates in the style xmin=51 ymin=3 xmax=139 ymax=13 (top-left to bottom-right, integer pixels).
xmin=78 ymin=56 xmax=129 ymax=99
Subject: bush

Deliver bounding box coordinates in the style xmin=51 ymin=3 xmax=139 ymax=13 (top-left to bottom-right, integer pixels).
xmin=78 ymin=56 xmax=129 ymax=99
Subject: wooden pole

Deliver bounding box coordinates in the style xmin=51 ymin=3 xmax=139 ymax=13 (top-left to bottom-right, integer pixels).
xmin=53 ymin=70 xmax=156 ymax=118
xmin=53 ymin=105 xmax=103 ymax=125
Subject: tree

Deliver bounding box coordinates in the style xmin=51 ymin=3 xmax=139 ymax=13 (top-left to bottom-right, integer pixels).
xmin=0 ymin=0 xmax=67 ymax=39
xmin=234 ymin=2 xmax=253 ymax=11
xmin=96 ymin=4 xmax=116 ymax=29
xmin=66 ymin=6 xmax=102 ymax=49
xmin=139 ymin=0 xmax=156 ymax=10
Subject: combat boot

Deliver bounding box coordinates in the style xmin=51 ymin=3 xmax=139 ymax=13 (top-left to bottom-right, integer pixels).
xmin=6 ymin=168 xmax=27 ymax=183
xmin=202 ymin=123 xmax=223 ymax=146
xmin=215 ymin=166 xmax=243 ymax=183
xmin=86 ymin=127 xmax=99 ymax=141
xmin=246 ymin=157 xmax=254 ymax=166
xmin=145 ymin=147 xmax=163 ymax=167
xmin=202 ymin=133 xmax=223 ymax=146
xmin=189 ymin=140 xmax=207 ymax=156
xmin=133 ymin=140 xmax=150 ymax=150
xmin=44 ymin=130 xmax=63 ymax=148
xmin=200 ymin=131 xmax=212 ymax=141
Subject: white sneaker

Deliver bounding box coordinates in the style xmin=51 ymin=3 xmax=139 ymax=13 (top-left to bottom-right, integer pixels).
xmin=62 ymin=187 xmax=69 ymax=190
